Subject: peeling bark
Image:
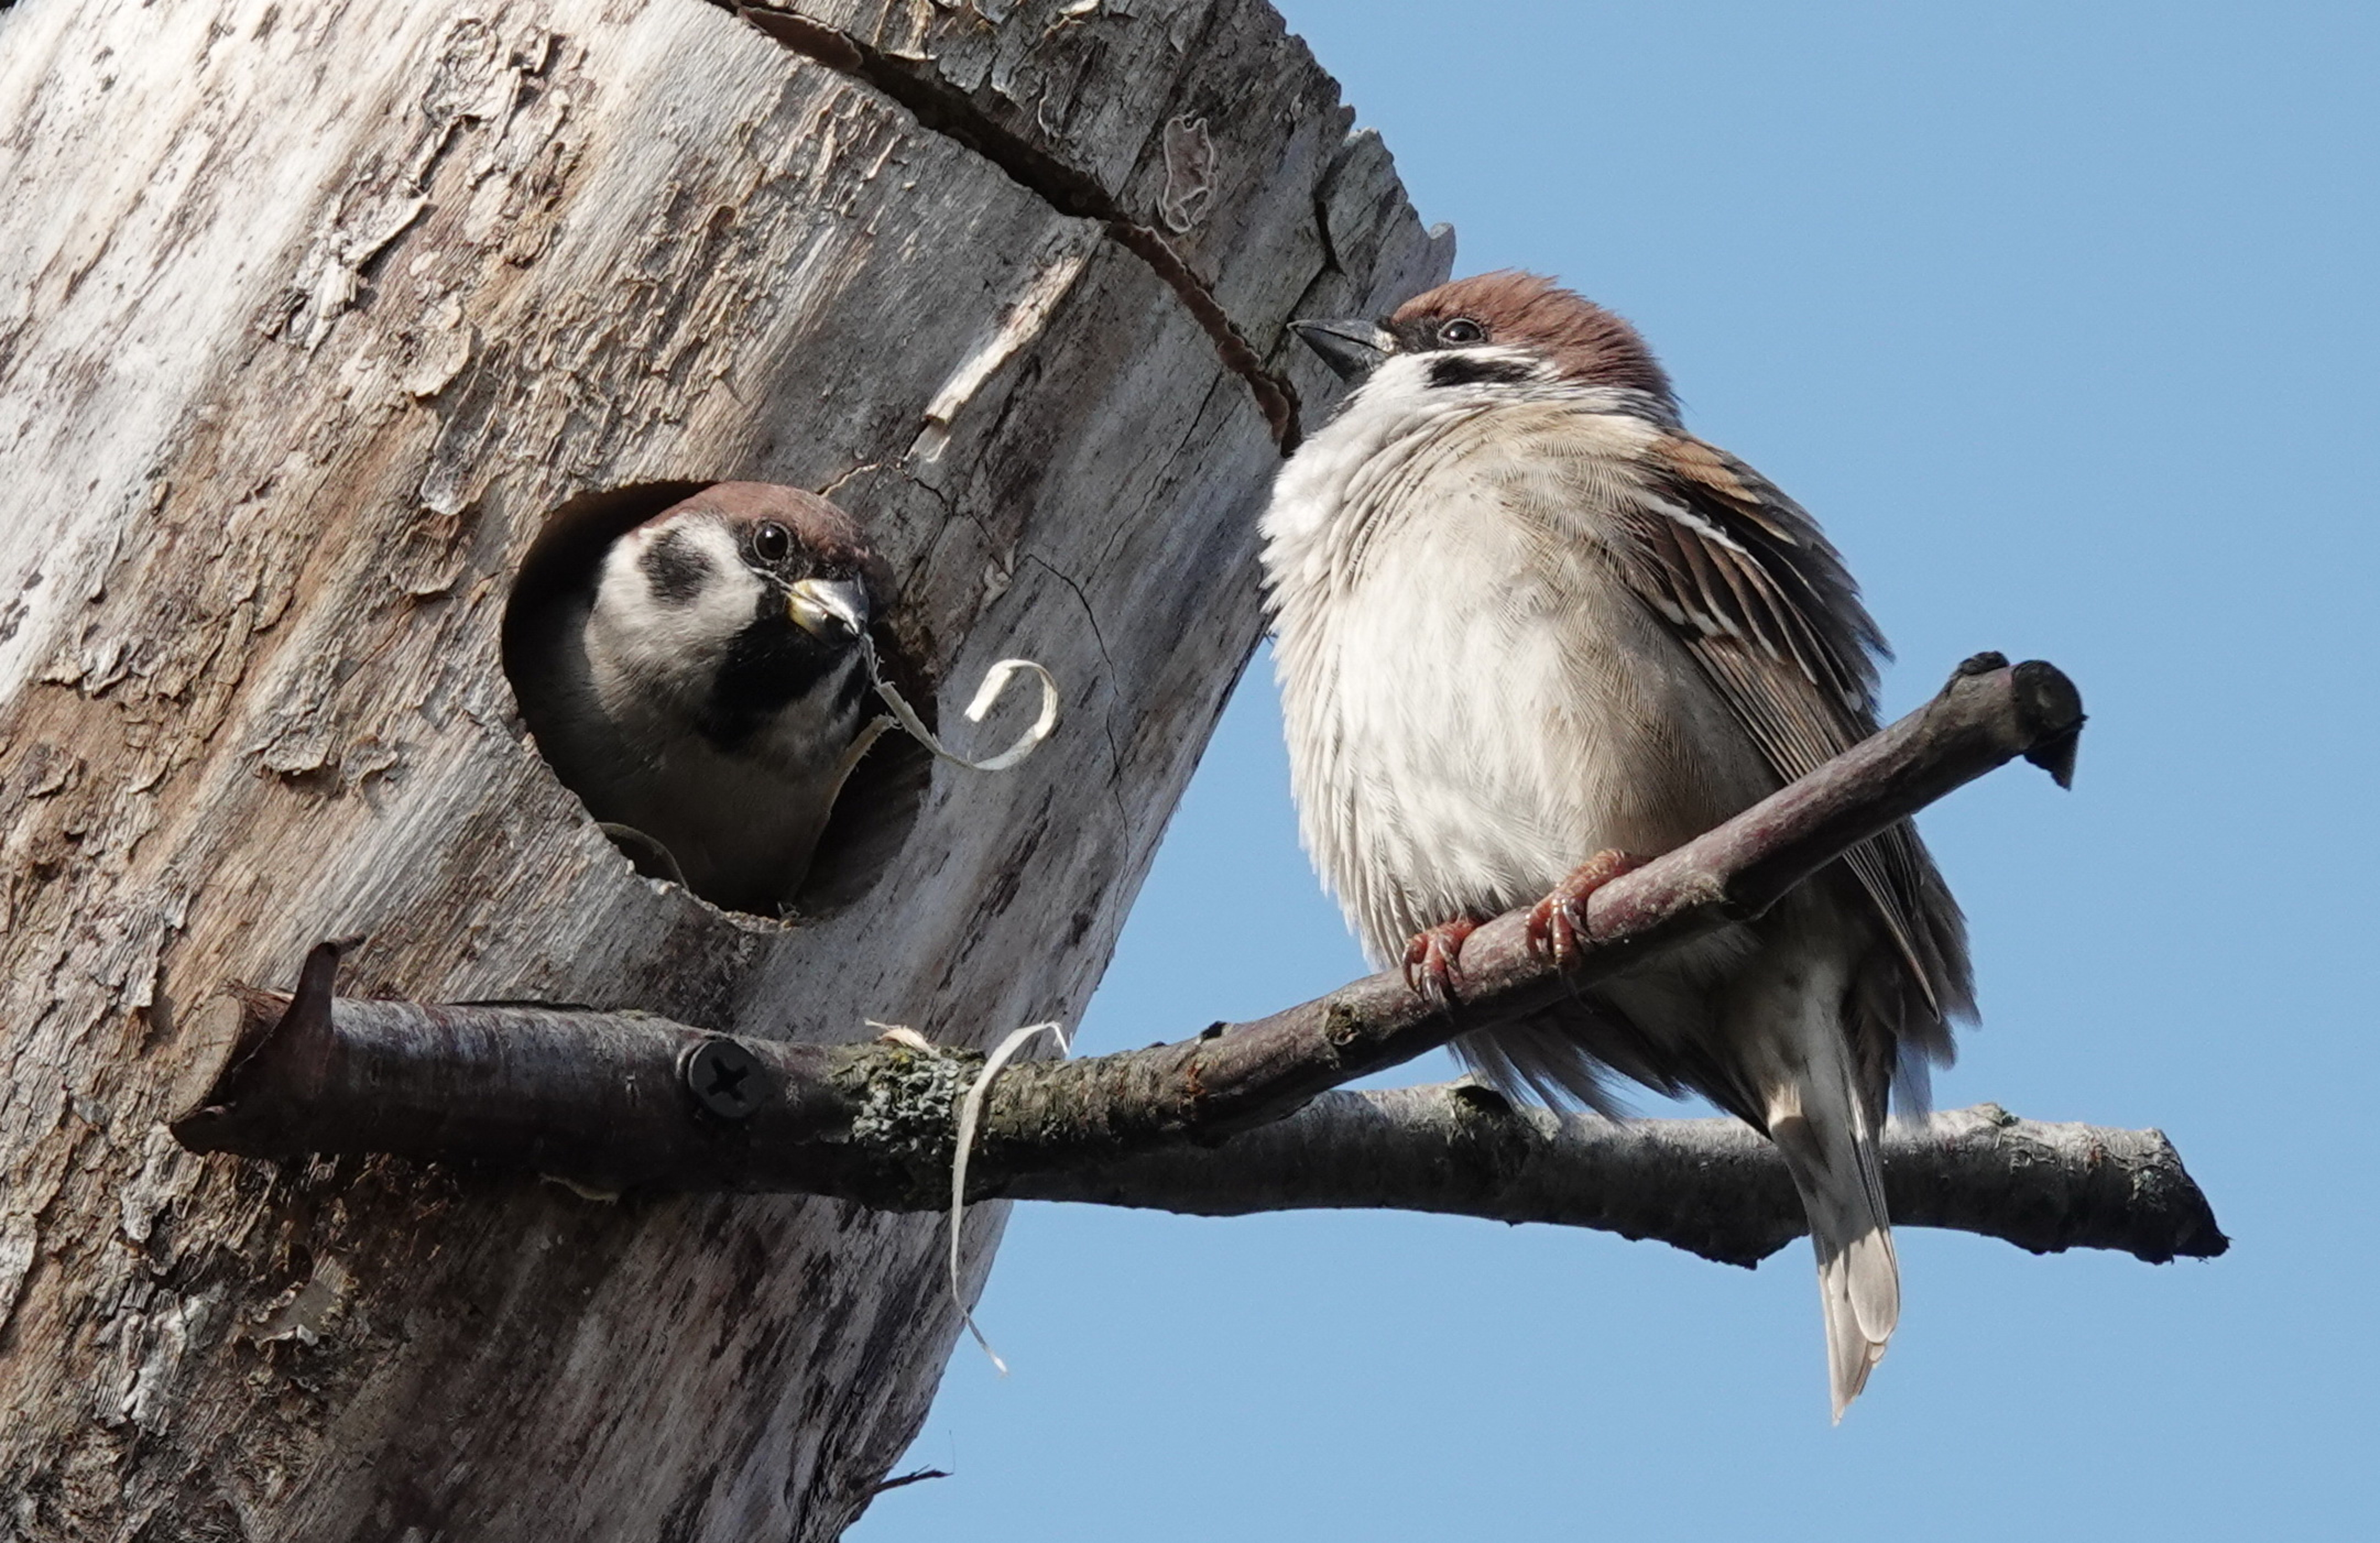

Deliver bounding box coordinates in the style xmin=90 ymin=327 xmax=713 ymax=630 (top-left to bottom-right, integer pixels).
xmin=0 ymin=0 xmax=1446 ymax=1537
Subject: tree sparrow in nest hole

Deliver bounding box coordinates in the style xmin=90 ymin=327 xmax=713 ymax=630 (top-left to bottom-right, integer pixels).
xmin=511 ymin=482 xmax=889 ymax=917
xmin=1260 ymin=273 xmax=1973 ymax=1418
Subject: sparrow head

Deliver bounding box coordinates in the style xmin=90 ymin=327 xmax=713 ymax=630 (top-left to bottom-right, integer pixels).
xmin=1292 ymin=270 xmax=1673 ymax=408
xmin=586 ymin=482 xmax=887 ymax=748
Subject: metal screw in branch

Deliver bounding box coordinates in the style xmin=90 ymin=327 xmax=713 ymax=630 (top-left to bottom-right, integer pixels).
xmin=682 ymin=1038 xmax=764 ymax=1121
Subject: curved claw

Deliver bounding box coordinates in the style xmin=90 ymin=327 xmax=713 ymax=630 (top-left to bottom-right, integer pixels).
xmin=1402 ymin=918 xmax=1480 ymax=1006
xmin=1525 ymin=850 xmax=1645 ymax=968
xmin=1524 ymin=894 xmax=1580 ymax=966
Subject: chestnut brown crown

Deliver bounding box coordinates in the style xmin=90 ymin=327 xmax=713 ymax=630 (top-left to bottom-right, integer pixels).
xmin=1389 ymin=271 xmax=1674 ymax=403
xmin=642 ymin=482 xmax=891 ymax=605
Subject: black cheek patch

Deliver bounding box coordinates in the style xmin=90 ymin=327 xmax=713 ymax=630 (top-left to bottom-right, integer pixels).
xmin=1427 ymin=354 xmax=1534 ymax=389
xmin=640 ymin=527 xmax=713 ymax=605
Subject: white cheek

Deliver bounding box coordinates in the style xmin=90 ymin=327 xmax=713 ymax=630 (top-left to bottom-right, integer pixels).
xmin=590 ymin=520 xmax=765 ymax=686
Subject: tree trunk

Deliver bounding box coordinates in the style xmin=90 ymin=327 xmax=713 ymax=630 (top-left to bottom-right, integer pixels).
xmin=0 ymin=0 xmax=1448 ymax=1536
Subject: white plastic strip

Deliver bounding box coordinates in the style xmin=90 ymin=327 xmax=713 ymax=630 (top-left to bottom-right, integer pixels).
xmin=949 ymin=1019 xmax=1071 ymax=1375
xmin=864 ymin=638 xmax=1059 ymax=774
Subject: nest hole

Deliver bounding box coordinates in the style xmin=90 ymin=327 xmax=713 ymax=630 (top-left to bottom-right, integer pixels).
xmin=500 ymin=479 xmax=935 ymax=922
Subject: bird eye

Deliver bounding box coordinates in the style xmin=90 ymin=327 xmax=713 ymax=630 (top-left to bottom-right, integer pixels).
xmin=1438 ymin=317 xmax=1486 ymax=345
xmin=753 ymin=521 xmax=792 ymax=564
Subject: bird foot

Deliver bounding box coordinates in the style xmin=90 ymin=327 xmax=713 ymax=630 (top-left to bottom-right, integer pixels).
xmin=1402 ymin=918 xmax=1481 ymax=1005
xmin=1525 ymin=850 xmax=1644 ymax=967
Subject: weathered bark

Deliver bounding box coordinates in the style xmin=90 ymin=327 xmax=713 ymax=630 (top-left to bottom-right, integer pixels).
xmin=0 ymin=0 xmax=1447 ymax=1537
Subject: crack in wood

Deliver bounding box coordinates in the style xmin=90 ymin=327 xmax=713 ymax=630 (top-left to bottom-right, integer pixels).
xmin=1021 ymin=553 xmax=1130 ymax=820
xmin=724 ymin=2 xmax=1306 ymax=450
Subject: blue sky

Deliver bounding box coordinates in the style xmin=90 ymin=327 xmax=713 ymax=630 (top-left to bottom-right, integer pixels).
xmin=861 ymin=4 xmax=2379 ymax=1537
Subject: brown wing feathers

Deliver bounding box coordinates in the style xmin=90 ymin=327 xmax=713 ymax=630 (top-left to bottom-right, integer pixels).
xmin=1626 ymin=435 xmax=1974 ymax=1033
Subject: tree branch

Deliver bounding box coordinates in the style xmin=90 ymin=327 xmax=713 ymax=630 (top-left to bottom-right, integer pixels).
xmin=1003 ymin=1086 xmax=2225 ymax=1266
xmin=167 ymin=655 xmax=2217 ymax=1269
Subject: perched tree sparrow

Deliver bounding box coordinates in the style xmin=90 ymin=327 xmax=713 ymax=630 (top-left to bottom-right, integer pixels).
xmin=509 ymin=482 xmax=889 ymax=916
xmin=1261 ymin=273 xmax=1973 ymax=1418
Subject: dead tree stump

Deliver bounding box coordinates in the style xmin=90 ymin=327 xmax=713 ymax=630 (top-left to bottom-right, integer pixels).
xmin=0 ymin=0 xmax=1448 ymax=1536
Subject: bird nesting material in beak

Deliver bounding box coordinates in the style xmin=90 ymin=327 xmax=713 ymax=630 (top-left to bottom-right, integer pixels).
xmin=785 ymin=576 xmax=870 ymax=642
xmin=1290 ymin=317 xmax=1395 ymax=382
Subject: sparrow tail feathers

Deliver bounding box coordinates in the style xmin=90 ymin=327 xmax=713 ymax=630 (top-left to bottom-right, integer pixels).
xmin=1765 ymin=1046 xmax=1899 ymax=1424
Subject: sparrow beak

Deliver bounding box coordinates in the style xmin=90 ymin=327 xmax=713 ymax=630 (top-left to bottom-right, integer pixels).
xmin=1290 ymin=318 xmax=1395 ymax=382
xmin=785 ymin=577 xmax=869 ymax=643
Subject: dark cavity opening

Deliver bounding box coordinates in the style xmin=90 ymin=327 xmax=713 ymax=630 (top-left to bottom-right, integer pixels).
xmin=500 ymin=479 xmax=934 ymax=922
